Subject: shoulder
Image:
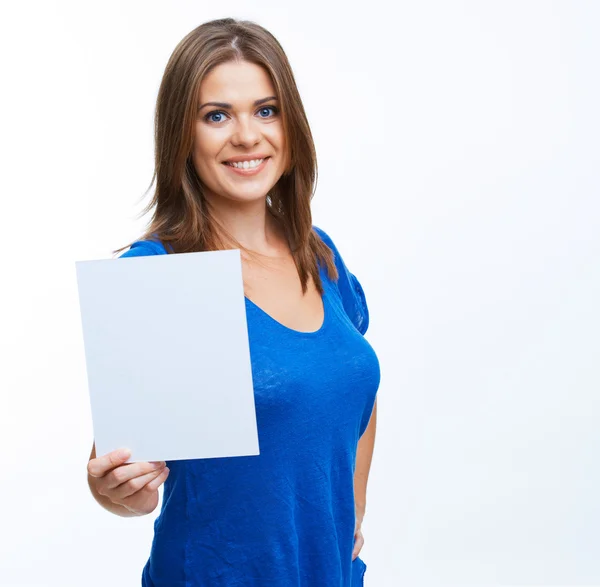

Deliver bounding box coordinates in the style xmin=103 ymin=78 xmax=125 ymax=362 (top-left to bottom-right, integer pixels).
xmin=312 ymin=225 xmax=336 ymax=251
xmin=312 ymin=225 xmax=354 ymax=277
xmin=312 ymin=226 xmax=345 ymax=266
xmin=312 ymin=225 xmax=370 ymax=335
xmin=118 ymin=239 xmax=169 ymax=258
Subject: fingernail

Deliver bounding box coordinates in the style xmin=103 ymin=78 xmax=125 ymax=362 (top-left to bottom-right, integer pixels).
xmin=118 ymin=448 xmax=131 ymax=459
xmin=152 ymin=461 xmax=166 ymax=468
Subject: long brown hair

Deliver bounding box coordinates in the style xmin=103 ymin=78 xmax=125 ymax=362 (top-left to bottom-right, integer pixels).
xmin=114 ymin=18 xmax=337 ymax=294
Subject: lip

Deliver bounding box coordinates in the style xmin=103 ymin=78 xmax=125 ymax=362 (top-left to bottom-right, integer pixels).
xmin=223 ymin=157 xmax=270 ymax=176
xmin=222 ymin=154 xmax=271 ymax=163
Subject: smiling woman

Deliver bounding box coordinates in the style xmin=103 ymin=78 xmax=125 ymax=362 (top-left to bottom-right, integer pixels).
xmin=87 ymin=17 xmax=380 ymax=587
xmin=192 ymin=61 xmax=288 ymax=206
xmin=115 ymin=18 xmax=332 ymax=290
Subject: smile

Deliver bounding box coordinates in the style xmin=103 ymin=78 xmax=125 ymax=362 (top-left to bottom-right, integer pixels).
xmin=223 ymin=157 xmax=270 ymax=175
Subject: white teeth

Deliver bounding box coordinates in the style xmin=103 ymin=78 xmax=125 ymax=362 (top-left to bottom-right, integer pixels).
xmin=227 ymin=158 xmax=265 ymax=169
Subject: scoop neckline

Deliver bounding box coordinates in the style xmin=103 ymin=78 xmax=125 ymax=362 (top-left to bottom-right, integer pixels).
xmin=145 ymin=238 xmax=330 ymax=336
xmin=244 ymin=287 xmax=328 ymax=337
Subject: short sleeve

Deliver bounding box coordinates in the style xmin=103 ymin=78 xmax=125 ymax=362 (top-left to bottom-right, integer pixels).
xmin=118 ymin=239 xmax=168 ymax=258
xmin=313 ymin=226 xmax=370 ymax=335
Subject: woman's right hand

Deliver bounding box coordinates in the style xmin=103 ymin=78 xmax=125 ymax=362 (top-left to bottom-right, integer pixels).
xmin=87 ymin=447 xmax=170 ymax=516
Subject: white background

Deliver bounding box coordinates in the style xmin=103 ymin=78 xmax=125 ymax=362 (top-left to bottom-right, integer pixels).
xmin=0 ymin=1 xmax=598 ymax=585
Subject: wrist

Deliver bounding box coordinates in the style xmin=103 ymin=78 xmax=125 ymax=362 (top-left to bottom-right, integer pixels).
xmin=355 ymin=503 xmax=366 ymax=527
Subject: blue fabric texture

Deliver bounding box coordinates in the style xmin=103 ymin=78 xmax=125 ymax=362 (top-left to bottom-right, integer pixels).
xmin=119 ymin=226 xmax=380 ymax=586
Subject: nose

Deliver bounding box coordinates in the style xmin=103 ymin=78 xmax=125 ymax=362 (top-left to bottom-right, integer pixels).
xmin=230 ymin=115 xmax=261 ymax=148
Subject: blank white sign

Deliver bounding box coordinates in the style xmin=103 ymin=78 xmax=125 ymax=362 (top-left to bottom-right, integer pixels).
xmin=75 ymin=249 xmax=259 ymax=463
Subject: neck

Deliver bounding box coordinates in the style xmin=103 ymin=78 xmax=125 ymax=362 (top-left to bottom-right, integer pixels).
xmin=205 ymin=195 xmax=286 ymax=257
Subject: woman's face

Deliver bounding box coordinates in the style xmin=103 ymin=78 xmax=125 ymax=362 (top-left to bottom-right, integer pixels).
xmin=192 ymin=60 xmax=289 ymax=206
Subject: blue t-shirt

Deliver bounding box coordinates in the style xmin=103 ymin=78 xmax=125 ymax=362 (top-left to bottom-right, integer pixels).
xmin=119 ymin=226 xmax=381 ymax=587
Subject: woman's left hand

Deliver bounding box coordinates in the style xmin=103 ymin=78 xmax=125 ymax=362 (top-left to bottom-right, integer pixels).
xmin=352 ymin=524 xmax=365 ymax=560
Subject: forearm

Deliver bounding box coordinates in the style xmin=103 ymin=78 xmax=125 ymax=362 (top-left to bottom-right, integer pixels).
xmin=354 ymin=398 xmax=377 ymax=526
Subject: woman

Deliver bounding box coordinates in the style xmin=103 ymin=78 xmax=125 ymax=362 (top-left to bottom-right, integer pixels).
xmin=86 ymin=18 xmax=380 ymax=586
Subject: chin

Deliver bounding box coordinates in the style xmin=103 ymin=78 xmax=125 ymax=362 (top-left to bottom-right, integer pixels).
xmin=228 ymin=190 xmax=272 ymax=203
xmin=224 ymin=180 xmax=280 ymax=202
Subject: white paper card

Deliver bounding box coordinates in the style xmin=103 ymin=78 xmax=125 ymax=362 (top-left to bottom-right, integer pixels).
xmin=75 ymin=249 xmax=259 ymax=463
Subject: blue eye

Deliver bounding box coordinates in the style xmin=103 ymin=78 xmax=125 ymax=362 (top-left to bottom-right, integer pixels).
xmin=205 ymin=111 xmax=227 ymax=123
xmin=203 ymin=106 xmax=278 ymax=123
xmin=258 ymin=106 xmax=278 ymax=118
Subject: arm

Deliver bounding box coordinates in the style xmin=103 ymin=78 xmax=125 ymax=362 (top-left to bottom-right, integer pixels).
xmin=354 ymin=397 xmax=377 ymax=528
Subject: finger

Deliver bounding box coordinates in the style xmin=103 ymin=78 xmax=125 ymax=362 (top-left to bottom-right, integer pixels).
xmin=119 ymin=468 xmax=169 ymax=512
xmin=352 ymin=533 xmax=364 ymax=560
xmin=102 ymin=461 xmax=166 ymax=491
xmin=96 ymin=462 xmax=165 ymax=497
xmin=144 ymin=466 xmax=170 ymax=492
xmin=87 ymin=448 xmax=131 ymax=478
xmin=110 ymin=466 xmax=168 ymax=500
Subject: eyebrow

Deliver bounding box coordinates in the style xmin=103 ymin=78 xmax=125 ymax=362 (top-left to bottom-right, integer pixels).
xmin=197 ymin=96 xmax=278 ymax=111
